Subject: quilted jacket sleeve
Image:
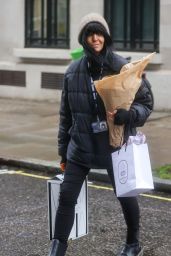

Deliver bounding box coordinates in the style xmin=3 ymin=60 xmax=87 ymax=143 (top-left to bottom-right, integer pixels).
xmin=58 ymin=75 xmax=72 ymax=157
xmin=129 ymin=78 xmax=153 ymax=127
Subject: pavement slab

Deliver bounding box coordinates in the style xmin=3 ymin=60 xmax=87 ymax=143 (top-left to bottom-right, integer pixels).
xmin=0 ymin=97 xmax=170 ymax=169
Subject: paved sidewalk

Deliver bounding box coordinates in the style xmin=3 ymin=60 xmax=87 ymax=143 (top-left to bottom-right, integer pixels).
xmin=0 ymin=97 xmax=171 ymax=191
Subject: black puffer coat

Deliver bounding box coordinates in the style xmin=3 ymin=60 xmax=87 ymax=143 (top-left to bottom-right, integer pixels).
xmin=58 ymin=53 xmax=153 ymax=169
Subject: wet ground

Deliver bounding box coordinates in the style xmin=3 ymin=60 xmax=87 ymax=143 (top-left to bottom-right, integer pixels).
xmin=0 ymin=97 xmax=171 ymax=169
xmin=0 ymin=167 xmax=170 ymax=256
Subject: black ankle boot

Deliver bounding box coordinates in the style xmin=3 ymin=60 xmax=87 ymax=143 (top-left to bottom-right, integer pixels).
xmin=117 ymin=242 xmax=144 ymax=256
xmin=48 ymin=239 xmax=67 ymax=256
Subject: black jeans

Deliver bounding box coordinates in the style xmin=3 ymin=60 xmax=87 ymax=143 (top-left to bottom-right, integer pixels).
xmin=54 ymin=161 xmax=140 ymax=244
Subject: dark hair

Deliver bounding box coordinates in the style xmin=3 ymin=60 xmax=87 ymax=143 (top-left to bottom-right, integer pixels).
xmin=80 ymin=22 xmax=113 ymax=65
xmin=79 ymin=22 xmax=112 ymax=46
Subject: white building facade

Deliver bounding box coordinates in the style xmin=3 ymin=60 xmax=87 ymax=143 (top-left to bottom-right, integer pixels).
xmin=0 ymin=0 xmax=170 ymax=110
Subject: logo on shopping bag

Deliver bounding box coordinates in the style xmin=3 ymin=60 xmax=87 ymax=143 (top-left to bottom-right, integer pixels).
xmin=118 ymin=160 xmax=128 ymax=184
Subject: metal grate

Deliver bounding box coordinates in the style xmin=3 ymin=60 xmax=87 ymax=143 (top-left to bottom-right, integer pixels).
xmin=41 ymin=72 xmax=64 ymax=90
xmin=0 ymin=70 xmax=26 ymax=87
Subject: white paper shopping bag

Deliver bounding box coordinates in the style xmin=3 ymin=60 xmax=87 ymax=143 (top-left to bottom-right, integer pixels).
xmin=112 ymin=141 xmax=154 ymax=197
xmin=47 ymin=175 xmax=88 ymax=240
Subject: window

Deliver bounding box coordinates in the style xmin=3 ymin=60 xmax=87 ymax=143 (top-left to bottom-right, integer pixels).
xmin=104 ymin=0 xmax=159 ymax=52
xmin=25 ymin=0 xmax=70 ymax=48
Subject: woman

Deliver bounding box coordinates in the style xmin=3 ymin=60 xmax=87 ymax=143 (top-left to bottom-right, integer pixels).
xmin=48 ymin=13 xmax=153 ymax=256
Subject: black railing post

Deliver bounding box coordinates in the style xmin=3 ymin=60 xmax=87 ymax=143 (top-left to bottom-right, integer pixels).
xmin=130 ymin=0 xmax=136 ymax=50
xmin=47 ymin=0 xmax=52 ymax=46
xmin=41 ymin=0 xmax=44 ymax=45
xmin=123 ymin=0 xmax=128 ymax=49
xmin=154 ymin=0 xmax=159 ymax=52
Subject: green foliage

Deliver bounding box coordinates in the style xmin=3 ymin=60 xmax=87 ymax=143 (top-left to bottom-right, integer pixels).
xmin=153 ymin=164 xmax=171 ymax=180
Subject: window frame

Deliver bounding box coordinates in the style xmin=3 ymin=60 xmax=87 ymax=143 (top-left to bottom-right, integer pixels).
xmin=25 ymin=0 xmax=70 ymax=49
xmin=104 ymin=0 xmax=160 ymax=52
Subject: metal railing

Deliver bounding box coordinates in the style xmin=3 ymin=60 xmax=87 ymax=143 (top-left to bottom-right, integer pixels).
xmin=104 ymin=0 xmax=159 ymax=52
xmin=25 ymin=0 xmax=70 ymax=48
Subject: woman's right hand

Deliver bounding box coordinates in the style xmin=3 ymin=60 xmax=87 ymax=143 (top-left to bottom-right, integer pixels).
xmin=60 ymin=156 xmax=67 ymax=172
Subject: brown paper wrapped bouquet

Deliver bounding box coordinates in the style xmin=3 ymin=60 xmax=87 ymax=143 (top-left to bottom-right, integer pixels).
xmin=94 ymin=52 xmax=155 ymax=147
